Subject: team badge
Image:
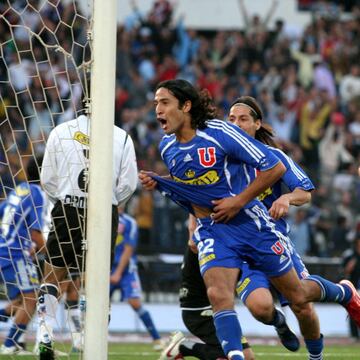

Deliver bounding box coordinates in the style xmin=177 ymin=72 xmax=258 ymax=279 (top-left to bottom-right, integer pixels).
xmin=185 ymin=169 xmax=195 ymax=178
xmin=198 ymin=147 xmax=216 ymax=167
xmin=74 ymin=131 xmax=90 ymax=146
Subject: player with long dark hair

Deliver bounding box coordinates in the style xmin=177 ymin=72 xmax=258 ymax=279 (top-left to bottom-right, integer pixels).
xmin=140 ymin=79 xmax=360 ymax=360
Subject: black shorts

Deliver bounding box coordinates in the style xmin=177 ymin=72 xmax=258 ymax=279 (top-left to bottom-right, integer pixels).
xmin=182 ymin=309 xmax=250 ymax=350
xmin=46 ymin=201 xmax=118 ymax=271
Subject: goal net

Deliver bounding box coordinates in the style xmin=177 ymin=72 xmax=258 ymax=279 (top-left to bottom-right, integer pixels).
xmin=0 ymin=0 xmax=115 ymax=358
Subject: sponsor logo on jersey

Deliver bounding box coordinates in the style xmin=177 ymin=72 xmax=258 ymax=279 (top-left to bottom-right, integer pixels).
xmin=173 ymin=170 xmax=219 ymax=185
xmin=255 ymin=169 xmax=273 ymax=200
xmin=64 ymin=194 xmax=86 ymax=208
xmin=199 ymin=253 xmax=215 ymax=266
xmin=183 ymin=153 xmax=193 ymax=162
xmin=185 ymin=169 xmax=195 ymax=178
xmin=236 ymin=277 xmax=251 ymax=294
xmin=258 ymin=187 xmax=273 ymax=201
xmin=74 ymin=131 xmax=90 ymax=146
xmin=198 ymin=147 xmax=216 ymax=167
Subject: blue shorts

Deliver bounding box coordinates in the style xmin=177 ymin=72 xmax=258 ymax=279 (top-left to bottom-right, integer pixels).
xmin=110 ymin=269 xmax=142 ymax=301
xmin=237 ymin=241 xmax=310 ymax=306
xmin=193 ymin=204 xmax=293 ymax=278
xmin=0 ymin=258 xmax=39 ymax=300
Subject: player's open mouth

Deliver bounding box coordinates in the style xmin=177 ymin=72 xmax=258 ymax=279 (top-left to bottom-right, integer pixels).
xmin=157 ymin=118 xmax=167 ymax=129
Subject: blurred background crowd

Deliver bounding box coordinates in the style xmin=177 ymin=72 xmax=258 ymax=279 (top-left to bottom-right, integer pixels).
xmin=0 ymin=0 xmax=360 ymax=263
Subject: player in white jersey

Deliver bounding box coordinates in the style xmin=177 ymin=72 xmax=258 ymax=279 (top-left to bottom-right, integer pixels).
xmin=38 ymin=114 xmax=138 ymax=359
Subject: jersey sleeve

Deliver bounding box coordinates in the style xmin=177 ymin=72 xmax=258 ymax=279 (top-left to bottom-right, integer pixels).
xmin=115 ymin=134 xmax=138 ymax=207
xmin=210 ymin=120 xmax=280 ymax=171
xmin=271 ymin=148 xmax=315 ymax=192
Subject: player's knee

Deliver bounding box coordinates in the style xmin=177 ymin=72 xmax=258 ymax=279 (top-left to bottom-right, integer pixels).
xmin=207 ymin=286 xmax=233 ymax=310
xmin=248 ymin=300 xmax=274 ymax=323
xmin=291 ymin=302 xmax=315 ymax=320
xmin=283 ymin=284 xmax=307 ymax=308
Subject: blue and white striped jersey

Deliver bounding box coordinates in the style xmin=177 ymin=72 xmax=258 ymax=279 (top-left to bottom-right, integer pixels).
xmin=155 ymin=119 xmax=281 ymax=212
xmin=0 ymin=183 xmax=47 ymax=264
xmin=247 ymin=146 xmax=315 ymax=232
xmin=112 ymin=213 xmax=138 ymax=272
xmin=259 ymin=147 xmax=314 ymax=208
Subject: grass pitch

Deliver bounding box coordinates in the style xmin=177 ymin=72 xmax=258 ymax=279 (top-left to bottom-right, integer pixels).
xmin=0 ymin=341 xmax=359 ymax=359
xmin=109 ymin=342 xmax=359 ymax=359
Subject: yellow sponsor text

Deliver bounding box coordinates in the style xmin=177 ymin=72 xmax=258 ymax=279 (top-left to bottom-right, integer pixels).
xmin=199 ymin=253 xmax=216 ymax=266
xmin=236 ymin=277 xmax=251 ymax=294
xmin=173 ymin=170 xmax=219 ymax=185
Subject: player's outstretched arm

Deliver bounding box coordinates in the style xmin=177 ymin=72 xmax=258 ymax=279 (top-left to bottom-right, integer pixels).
xmin=269 ymin=188 xmax=311 ymax=220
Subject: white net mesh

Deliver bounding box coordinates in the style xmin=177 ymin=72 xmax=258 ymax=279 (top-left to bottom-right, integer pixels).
xmin=0 ymin=0 xmax=93 ymax=357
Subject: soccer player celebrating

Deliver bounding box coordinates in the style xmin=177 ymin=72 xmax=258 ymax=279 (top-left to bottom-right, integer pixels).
xmin=38 ymin=112 xmax=138 ymax=359
xmin=0 ymin=157 xmax=47 ymax=354
xmin=229 ymin=96 xmax=322 ymax=359
xmin=110 ymin=209 xmax=163 ymax=350
xmin=140 ymin=79 xmax=360 ymax=360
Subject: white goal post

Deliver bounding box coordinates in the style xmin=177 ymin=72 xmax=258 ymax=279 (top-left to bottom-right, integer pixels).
xmin=85 ymin=0 xmax=117 ymax=359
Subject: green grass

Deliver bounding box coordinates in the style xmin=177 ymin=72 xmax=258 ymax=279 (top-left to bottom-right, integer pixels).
xmin=1 ymin=342 xmax=359 ymax=359
xmin=108 ymin=343 xmax=360 ymax=359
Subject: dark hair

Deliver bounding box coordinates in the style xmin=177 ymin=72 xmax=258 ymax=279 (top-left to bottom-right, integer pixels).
xmin=156 ymin=79 xmax=217 ymax=129
xmin=230 ymin=96 xmax=278 ymax=148
xmin=26 ymin=155 xmax=43 ymax=183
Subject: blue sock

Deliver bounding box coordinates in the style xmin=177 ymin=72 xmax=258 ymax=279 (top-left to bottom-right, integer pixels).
xmin=136 ymin=307 xmax=160 ymax=340
xmin=305 ymin=334 xmax=323 ymax=360
xmin=4 ymin=324 xmax=26 ymax=348
xmin=0 ymin=308 xmax=9 ymax=322
xmin=213 ymin=310 xmax=244 ymax=359
xmin=305 ymin=275 xmax=352 ymax=304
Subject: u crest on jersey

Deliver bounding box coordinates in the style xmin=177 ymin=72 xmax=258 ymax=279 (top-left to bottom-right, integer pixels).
xmin=197 ymin=147 xmax=216 ymax=167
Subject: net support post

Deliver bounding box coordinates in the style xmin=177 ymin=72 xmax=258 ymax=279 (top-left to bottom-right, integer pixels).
xmin=84 ymin=0 xmax=117 ymax=358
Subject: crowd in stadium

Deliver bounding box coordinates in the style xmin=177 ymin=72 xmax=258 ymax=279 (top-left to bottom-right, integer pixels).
xmin=1 ymin=0 xmax=360 ymax=259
